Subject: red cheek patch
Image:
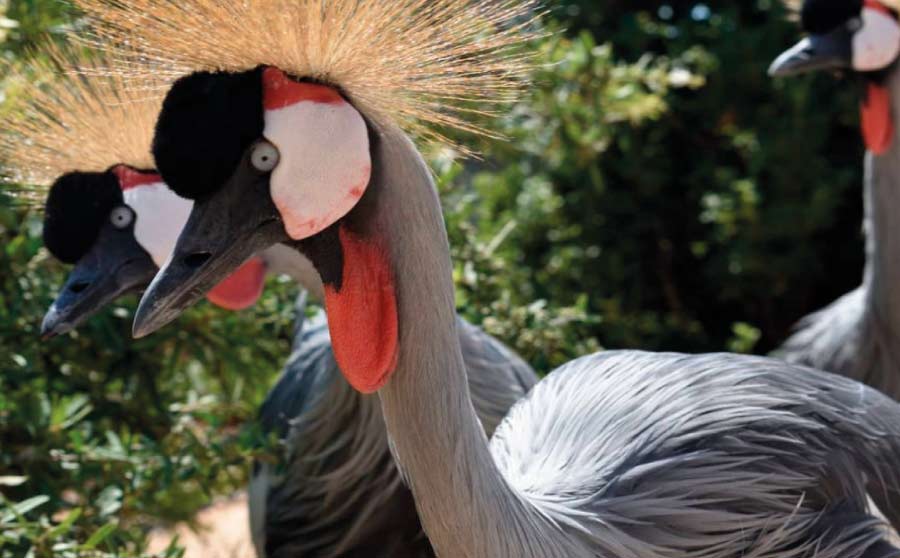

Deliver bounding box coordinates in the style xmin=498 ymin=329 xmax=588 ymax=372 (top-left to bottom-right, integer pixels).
xmin=207 ymin=257 xmax=267 ymax=311
xmin=324 ymin=226 xmax=399 ymax=394
xmin=862 ymin=82 xmax=894 ymax=155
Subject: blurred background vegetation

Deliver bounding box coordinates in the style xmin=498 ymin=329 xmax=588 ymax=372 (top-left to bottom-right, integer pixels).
xmin=0 ymin=0 xmax=868 ymax=556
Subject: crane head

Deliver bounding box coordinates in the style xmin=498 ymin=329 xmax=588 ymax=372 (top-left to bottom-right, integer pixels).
xmin=41 ymin=164 xmax=268 ymax=338
xmin=770 ymin=0 xmax=900 ymax=77
xmin=133 ymin=67 xmax=401 ymax=393
xmin=41 ymin=167 xmax=159 ymax=338
xmin=770 ymin=0 xmax=900 ymax=154
xmin=133 ymin=67 xmax=372 ymax=338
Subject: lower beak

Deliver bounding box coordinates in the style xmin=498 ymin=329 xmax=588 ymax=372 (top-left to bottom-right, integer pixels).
xmin=132 ymin=201 xmax=287 ymax=338
xmin=41 ymin=254 xmax=157 ymax=338
xmin=769 ymin=30 xmax=853 ymax=77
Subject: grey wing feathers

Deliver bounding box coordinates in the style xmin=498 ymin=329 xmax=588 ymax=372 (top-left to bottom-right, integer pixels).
xmin=863 ymin=540 xmax=900 ymax=558
xmin=257 ymin=308 xmax=333 ymax=438
xmin=774 ymin=285 xmax=900 ymax=402
xmin=255 ymin=307 xmax=430 ymax=557
xmin=254 ymin=312 xmax=535 ymax=557
xmin=490 ymin=351 xmax=900 ymax=558
xmin=260 ymin=314 xmax=536 ymax=440
xmin=456 ymin=317 xmax=538 ymax=436
xmin=774 ymin=286 xmax=865 ymax=379
xmin=250 ymin=307 xmax=337 ymax=556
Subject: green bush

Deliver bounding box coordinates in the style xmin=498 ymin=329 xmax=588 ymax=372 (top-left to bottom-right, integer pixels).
xmin=0 ymin=1 xmax=873 ymax=556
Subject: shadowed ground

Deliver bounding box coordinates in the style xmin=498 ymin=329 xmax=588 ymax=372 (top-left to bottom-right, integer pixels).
xmin=147 ymin=492 xmax=254 ymax=558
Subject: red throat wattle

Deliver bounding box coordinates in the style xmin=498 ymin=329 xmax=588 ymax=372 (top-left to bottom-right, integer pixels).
xmin=324 ymin=226 xmax=399 ymax=394
xmin=207 ymin=257 xmax=268 ymax=311
xmin=862 ymin=82 xmax=894 ymax=155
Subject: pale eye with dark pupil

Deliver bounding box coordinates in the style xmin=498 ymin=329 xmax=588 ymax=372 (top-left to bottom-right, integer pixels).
xmin=251 ymin=141 xmax=280 ymax=172
xmin=110 ymin=206 xmax=134 ymax=229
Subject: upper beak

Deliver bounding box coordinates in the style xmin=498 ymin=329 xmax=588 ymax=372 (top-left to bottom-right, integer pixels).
xmin=769 ymin=27 xmax=854 ymax=77
xmin=41 ymin=229 xmax=157 ymax=338
xmin=132 ymin=172 xmax=287 ymax=338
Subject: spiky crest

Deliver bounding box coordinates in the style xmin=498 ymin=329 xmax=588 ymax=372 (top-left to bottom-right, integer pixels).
xmin=75 ymin=0 xmax=542 ymax=146
xmin=0 ymin=41 xmax=164 ymax=192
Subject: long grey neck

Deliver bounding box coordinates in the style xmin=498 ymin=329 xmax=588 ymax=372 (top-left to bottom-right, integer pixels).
xmin=864 ymin=61 xmax=900 ymax=338
xmin=373 ymin=127 xmax=544 ymax=557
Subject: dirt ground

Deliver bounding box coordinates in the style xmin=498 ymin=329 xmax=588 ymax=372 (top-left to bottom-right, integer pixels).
xmin=147 ymin=492 xmax=255 ymax=558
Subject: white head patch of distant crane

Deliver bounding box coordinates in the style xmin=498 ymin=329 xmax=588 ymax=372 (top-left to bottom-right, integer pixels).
xmin=261 ymin=68 xmax=371 ymax=240
xmin=853 ymin=1 xmax=900 ymax=71
xmin=113 ymin=166 xmax=193 ymax=267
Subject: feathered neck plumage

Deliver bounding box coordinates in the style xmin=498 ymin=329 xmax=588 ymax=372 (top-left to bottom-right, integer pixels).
xmin=367 ymin=126 xmax=559 ymax=558
xmin=863 ymin=62 xmax=900 ymax=340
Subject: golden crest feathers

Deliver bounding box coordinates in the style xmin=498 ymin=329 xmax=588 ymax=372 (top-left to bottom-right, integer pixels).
xmin=0 ymin=42 xmax=164 ymax=190
xmin=75 ymin=0 xmax=542 ymax=144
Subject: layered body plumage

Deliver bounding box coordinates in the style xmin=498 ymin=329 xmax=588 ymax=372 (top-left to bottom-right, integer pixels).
xmin=487 ymin=350 xmax=900 ymax=557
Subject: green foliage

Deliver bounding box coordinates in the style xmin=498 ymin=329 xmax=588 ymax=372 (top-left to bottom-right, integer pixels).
xmin=0 ymin=201 xmax=291 ymax=557
xmin=0 ymin=0 xmax=73 ymax=53
xmin=0 ymin=0 xmax=874 ymax=556
xmin=446 ymin=3 xmax=865 ymax=354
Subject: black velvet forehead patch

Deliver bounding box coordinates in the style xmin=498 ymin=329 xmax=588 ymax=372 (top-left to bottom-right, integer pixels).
xmin=801 ymin=0 xmax=864 ymax=34
xmin=43 ymin=171 xmax=123 ymax=264
xmin=152 ymin=67 xmax=265 ymax=201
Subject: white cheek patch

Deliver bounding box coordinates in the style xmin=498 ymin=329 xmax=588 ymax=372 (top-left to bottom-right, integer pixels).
xmin=854 ymin=7 xmax=900 ymax=71
xmin=265 ymin=101 xmax=371 ymax=240
xmin=123 ymin=183 xmax=193 ymax=267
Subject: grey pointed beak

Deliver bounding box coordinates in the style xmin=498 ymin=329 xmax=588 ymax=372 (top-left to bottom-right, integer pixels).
xmin=41 ymin=227 xmax=157 ymax=338
xmin=132 ymin=171 xmax=288 ymax=338
xmin=769 ymin=28 xmax=854 ymax=77
xmin=41 ymin=268 xmax=119 ymax=338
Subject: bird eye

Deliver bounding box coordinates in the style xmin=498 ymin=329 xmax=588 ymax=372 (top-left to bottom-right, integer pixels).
xmin=250 ymin=141 xmax=280 ymax=172
xmin=110 ymin=206 xmax=135 ymax=229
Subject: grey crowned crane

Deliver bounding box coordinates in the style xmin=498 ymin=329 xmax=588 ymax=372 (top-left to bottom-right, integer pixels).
xmin=769 ymin=0 xmax=900 ymax=400
xmin=0 ymin=45 xmax=273 ymax=336
xmin=81 ymin=0 xmax=900 ymax=556
xmin=1 ymin=42 xmax=537 ymax=557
